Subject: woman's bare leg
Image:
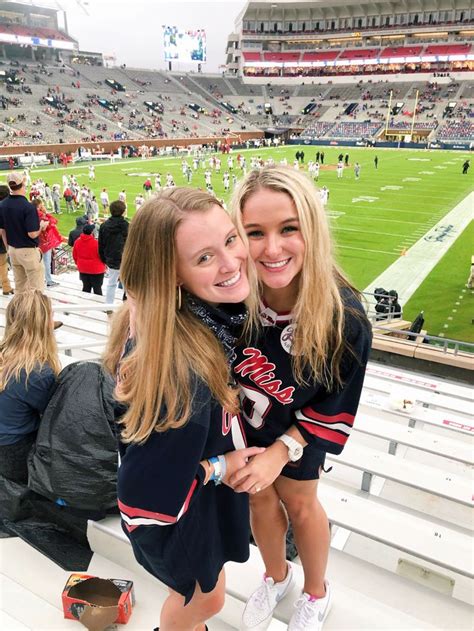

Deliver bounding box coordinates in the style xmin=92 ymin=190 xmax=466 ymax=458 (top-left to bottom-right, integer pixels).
xmin=275 ymin=477 xmax=329 ymax=597
xmin=249 ymin=484 xmax=289 ymax=582
xmin=159 ymin=570 xmax=226 ymax=630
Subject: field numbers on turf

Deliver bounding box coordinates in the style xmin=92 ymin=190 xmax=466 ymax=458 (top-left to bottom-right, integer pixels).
xmin=352 ymin=196 xmax=379 ymax=203
xmin=408 ymin=158 xmax=430 ymax=162
xmin=419 ymin=171 xmax=434 ymax=175
xmin=380 ymin=185 xmax=403 ymax=191
xmin=327 ymin=211 xmax=346 ymax=219
xmin=403 ymin=177 xmax=421 ymax=182
xmin=434 ymin=165 xmax=447 ymax=169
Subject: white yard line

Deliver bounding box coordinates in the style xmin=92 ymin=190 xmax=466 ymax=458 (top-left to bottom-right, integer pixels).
xmin=364 ymin=191 xmax=473 ymax=304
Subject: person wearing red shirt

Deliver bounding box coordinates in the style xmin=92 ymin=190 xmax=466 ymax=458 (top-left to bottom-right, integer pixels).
xmin=63 ymin=187 xmax=74 ymax=213
xmin=72 ymin=224 xmax=106 ymax=295
xmin=32 ymin=199 xmax=62 ymax=287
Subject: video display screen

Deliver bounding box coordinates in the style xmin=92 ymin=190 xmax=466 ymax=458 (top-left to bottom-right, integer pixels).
xmin=163 ymin=26 xmax=206 ymax=62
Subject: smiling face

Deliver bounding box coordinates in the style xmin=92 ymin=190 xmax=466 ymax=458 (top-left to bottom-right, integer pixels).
xmin=176 ymin=204 xmax=250 ymax=305
xmin=242 ymin=187 xmax=305 ymax=311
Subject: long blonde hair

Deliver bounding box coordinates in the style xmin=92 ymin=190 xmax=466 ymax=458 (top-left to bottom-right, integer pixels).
xmin=103 ymin=188 xmax=240 ymax=444
xmin=231 ymin=165 xmax=361 ymax=389
xmin=0 ymin=290 xmax=61 ymax=390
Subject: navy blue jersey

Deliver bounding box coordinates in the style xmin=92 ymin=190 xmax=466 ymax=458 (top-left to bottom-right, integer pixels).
xmin=117 ymin=375 xmax=249 ymax=603
xmin=233 ymin=293 xmax=371 ymax=475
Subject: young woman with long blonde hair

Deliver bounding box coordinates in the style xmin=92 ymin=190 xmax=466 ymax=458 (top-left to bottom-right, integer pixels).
xmin=0 ymin=290 xmax=60 ymax=483
xmin=103 ymin=188 xmax=264 ymax=631
xmin=229 ymin=166 xmax=371 ymax=631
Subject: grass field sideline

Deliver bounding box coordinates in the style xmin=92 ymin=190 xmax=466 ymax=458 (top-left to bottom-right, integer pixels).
xmin=2 ymin=145 xmax=473 ymax=342
xmin=403 ymin=220 xmax=473 ymax=344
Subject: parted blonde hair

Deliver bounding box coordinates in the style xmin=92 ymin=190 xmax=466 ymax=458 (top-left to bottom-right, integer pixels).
xmin=231 ymin=165 xmax=360 ymax=389
xmin=0 ymin=290 xmax=61 ymax=390
xmin=103 ymin=188 xmax=241 ymax=444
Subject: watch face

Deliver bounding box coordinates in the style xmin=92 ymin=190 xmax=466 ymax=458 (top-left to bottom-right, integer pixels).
xmin=291 ymin=445 xmax=303 ymax=461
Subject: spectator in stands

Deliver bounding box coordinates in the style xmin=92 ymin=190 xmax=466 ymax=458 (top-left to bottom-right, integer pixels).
xmin=73 ymin=224 xmax=106 ymax=295
xmin=230 ymin=166 xmax=371 ymax=631
xmin=68 ymin=216 xmax=87 ymax=247
xmin=0 ymin=290 xmax=60 ymax=483
xmin=0 ymin=184 xmax=13 ymax=296
xmin=104 ymin=188 xmax=262 ymax=631
xmin=0 ymin=172 xmax=44 ymax=293
xmin=98 ymin=200 xmax=129 ymax=306
xmin=32 ymin=199 xmax=62 ymax=288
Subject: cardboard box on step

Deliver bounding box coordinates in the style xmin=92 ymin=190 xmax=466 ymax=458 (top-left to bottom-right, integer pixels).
xmin=62 ymin=573 xmax=135 ymax=631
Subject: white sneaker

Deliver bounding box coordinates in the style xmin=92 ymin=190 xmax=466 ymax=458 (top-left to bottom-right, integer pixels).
xmin=288 ymin=581 xmax=332 ymax=631
xmin=240 ymin=564 xmax=294 ymax=631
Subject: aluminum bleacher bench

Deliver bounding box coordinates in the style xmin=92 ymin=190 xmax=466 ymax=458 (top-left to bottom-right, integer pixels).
xmin=366 ymin=363 xmax=472 ymax=401
xmin=317 ymin=483 xmax=473 ymax=579
xmin=326 ymin=443 xmax=473 ymax=507
xmin=353 ymin=412 xmax=473 ymax=466
xmin=363 ymin=372 xmax=470 ymax=417
xmin=360 ymin=390 xmax=474 ymax=436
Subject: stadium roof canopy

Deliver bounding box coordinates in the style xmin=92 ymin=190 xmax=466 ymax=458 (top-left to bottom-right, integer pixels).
xmin=0 ymin=0 xmax=58 ymax=16
xmin=240 ymin=0 xmax=472 ymax=19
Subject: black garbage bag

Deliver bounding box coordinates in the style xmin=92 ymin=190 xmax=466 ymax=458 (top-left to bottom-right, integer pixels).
xmin=0 ymin=474 xmax=34 ymax=523
xmin=28 ymin=361 xmax=119 ymax=512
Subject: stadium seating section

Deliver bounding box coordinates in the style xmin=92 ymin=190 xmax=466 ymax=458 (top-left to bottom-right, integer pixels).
xmin=0 ymin=23 xmax=76 ymax=43
xmin=0 ymin=58 xmax=472 ymax=145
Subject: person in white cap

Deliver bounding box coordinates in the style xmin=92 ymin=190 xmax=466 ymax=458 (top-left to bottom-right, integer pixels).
xmin=0 ymin=172 xmax=44 ymax=292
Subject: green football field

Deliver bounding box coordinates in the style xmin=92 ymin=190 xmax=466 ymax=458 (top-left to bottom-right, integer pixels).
xmin=6 ymin=145 xmax=473 ymax=342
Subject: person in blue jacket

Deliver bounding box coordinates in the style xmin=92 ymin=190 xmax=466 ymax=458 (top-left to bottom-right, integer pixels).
xmin=0 ymin=290 xmax=60 ymax=483
xmin=104 ymin=188 xmax=264 ymax=631
xmin=230 ymin=166 xmax=371 ymax=631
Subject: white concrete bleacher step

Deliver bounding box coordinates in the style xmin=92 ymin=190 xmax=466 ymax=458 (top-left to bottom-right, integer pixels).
xmin=0 ymin=537 xmax=81 ymax=631
xmin=0 ymin=610 xmax=30 ymax=631
xmin=352 ymin=412 xmax=474 ymax=465
xmin=87 ymin=549 xmax=243 ymax=631
xmin=0 ymin=574 xmax=76 ymax=631
xmin=326 ymin=442 xmax=473 ymax=506
xmin=0 ymin=535 xmax=252 ymax=631
xmin=86 ymin=518 xmax=285 ymax=631
xmin=87 ymin=517 xmax=473 ymax=630
xmin=227 ymin=546 xmax=471 ymax=631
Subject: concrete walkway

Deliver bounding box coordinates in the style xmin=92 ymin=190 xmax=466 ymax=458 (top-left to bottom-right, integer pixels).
xmin=365 ymin=191 xmax=473 ymax=305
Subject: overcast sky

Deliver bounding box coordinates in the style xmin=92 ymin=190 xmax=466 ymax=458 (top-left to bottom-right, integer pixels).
xmin=59 ymin=0 xmax=248 ymax=73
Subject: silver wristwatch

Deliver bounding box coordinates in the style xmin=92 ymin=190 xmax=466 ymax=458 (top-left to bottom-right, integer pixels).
xmin=276 ymin=434 xmax=304 ymax=462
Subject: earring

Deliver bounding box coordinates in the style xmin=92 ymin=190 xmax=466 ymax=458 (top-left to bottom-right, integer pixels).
xmin=176 ymin=285 xmax=182 ymax=310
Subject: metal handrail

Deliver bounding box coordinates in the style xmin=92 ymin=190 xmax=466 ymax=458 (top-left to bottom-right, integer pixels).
xmin=373 ymin=325 xmax=474 ymax=356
